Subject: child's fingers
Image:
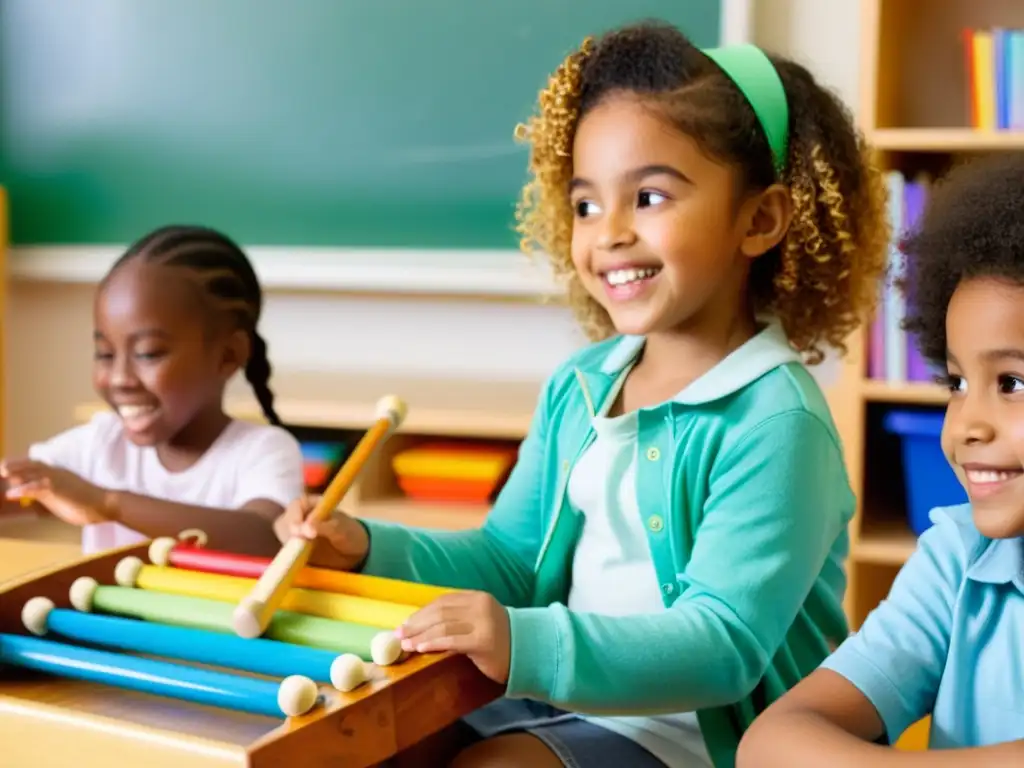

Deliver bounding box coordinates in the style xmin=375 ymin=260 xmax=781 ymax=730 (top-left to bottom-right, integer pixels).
xmin=396 ymin=594 xmax=476 ymax=649
xmin=395 ymin=593 xmax=471 ymax=634
xmin=296 ymin=494 xmax=319 ymax=519
xmin=278 ymin=496 xmax=315 ymax=538
xmin=395 ymin=597 xmax=448 ymax=638
xmin=283 ymin=518 xmax=339 ymax=544
xmin=395 ymin=602 xmax=443 ymax=639
xmin=5 ymin=478 xmax=51 ymax=499
xmin=300 ymin=510 xmax=352 ymax=543
xmin=0 ymin=458 xmax=44 ymax=477
xmin=2 ymin=465 xmax=48 ymax=489
xmin=408 ymin=629 xmax=477 ymax=655
xmin=399 ymin=615 xmax=475 ymax=653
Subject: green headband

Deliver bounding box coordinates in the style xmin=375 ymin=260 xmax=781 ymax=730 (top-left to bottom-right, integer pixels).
xmin=702 ymin=44 xmax=789 ymax=176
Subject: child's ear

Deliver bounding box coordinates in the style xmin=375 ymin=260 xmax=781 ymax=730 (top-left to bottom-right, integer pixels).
xmin=740 ymin=183 xmax=793 ymax=258
xmin=219 ymin=328 xmax=251 ymax=380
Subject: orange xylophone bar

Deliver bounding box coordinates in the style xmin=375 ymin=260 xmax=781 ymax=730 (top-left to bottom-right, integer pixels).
xmin=149 ymin=538 xmax=453 ymax=608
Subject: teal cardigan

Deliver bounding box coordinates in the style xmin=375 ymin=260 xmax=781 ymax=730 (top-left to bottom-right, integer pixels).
xmin=360 ymin=323 xmax=854 ymax=767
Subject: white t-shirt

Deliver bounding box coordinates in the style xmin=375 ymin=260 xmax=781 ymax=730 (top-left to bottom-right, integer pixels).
xmin=28 ymin=411 xmax=305 ymax=554
xmin=567 ymin=389 xmax=713 ymax=767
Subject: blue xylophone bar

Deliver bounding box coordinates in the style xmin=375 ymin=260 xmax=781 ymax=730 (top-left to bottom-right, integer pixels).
xmin=0 ymin=633 xmax=316 ymax=718
xmin=37 ymin=603 xmax=340 ymax=686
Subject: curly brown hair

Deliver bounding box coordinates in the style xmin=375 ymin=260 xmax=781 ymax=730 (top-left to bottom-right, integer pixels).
xmin=514 ymin=21 xmax=889 ymax=363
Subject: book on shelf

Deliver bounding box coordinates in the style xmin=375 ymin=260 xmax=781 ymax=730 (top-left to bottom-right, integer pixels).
xmin=868 ymin=170 xmax=938 ymax=384
xmin=963 ymin=27 xmax=1024 ymax=130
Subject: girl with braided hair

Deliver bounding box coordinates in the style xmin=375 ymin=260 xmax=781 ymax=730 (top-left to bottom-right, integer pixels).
xmin=2 ymin=225 xmax=303 ymax=557
xmin=276 ymin=20 xmax=888 ymax=768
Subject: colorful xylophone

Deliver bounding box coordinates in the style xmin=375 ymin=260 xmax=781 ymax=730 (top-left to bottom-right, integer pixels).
xmin=0 ymin=540 xmax=500 ymax=767
xmin=11 ymin=535 xmax=451 ymax=711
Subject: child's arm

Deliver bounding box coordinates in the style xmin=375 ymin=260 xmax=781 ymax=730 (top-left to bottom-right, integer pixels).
xmin=290 ymin=379 xmax=560 ymax=609
xmin=737 ymin=505 xmax=1023 ymax=766
xmin=2 ymin=459 xmax=286 ymax=555
xmin=3 ymin=427 xmax=303 ymax=557
xmin=501 ymin=411 xmax=855 ymax=711
xmin=350 ymin=394 xmax=549 ymax=608
xmin=105 ymin=493 xmax=284 ymax=555
xmin=105 ymin=427 xmax=304 ymax=555
xmin=736 ymin=670 xmax=1024 ymax=767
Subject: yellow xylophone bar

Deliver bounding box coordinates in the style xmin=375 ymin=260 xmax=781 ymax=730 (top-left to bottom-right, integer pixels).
xmin=149 ymin=536 xmax=455 ymax=607
xmin=115 ymin=557 xmax=417 ymax=630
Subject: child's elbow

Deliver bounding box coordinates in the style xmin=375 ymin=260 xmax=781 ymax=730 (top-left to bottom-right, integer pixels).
xmin=712 ymin=664 xmax=765 ymax=709
xmin=725 ymin=637 xmax=774 ymax=704
xmin=735 ymin=708 xmax=780 ymax=768
xmin=735 ymin=723 xmax=763 ymax=768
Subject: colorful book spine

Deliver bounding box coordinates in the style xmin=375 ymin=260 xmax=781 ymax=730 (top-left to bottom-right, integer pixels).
xmin=867 ymin=301 xmax=886 ymax=380
xmin=1010 ymin=31 xmax=1024 ymax=129
xmin=902 ymin=181 xmax=930 ymax=382
xmin=965 ymin=27 xmax=1024 ymax=129
xmin=867 ymin=173 xmax=935 ymax=383
xmin=995 ymin=29 xmax=1009 ymax=129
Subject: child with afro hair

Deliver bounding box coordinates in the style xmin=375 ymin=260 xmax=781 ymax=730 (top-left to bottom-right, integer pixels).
xmin=738 ymin=153 xmax=1024 ymax=765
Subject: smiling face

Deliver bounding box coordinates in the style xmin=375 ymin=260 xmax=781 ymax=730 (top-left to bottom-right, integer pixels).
xmin=568 ymin=93 xmax=786 ymax=338
xmin=92 ymin=260 xmax=243 ymax=448
xmin=941 ymin=276 xmax=1024 ymax=538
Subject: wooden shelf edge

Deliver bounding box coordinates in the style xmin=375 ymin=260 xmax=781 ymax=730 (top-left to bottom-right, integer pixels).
xmin=870 ymin=127 xmax=1024 ymax=152
xmin=356 ymin=498 xmax=489 ymax=531
xmin=852 ymin=538 xmax=916 ymax=566
xmin=859 ymin=379 xmax=949 ymax=406
xmin=852 ymin=517 xmax=919 ymax=566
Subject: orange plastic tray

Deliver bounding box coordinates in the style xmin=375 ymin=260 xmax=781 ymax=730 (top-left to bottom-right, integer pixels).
xmin=392 ymin=442 xmax=517 ymax=482
xmin=397 ymin=475 xmax=499 ymax=503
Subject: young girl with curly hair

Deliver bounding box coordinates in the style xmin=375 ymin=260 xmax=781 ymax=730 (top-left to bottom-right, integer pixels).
xmin=277 ymin=20 xmax=889 ymax=768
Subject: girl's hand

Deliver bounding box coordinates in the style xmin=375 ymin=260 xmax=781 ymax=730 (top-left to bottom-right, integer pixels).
xmin=274 ymin=494 xmax=370 ymax=571
xmin=0 ymin=459 xmax=111 ymax=526
xmin=396 ymin=591 xmax=511 ymax=685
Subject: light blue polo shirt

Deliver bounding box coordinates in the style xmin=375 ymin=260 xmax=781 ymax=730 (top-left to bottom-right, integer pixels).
xmin=821 ymin=503 xmax=1024 ymax=748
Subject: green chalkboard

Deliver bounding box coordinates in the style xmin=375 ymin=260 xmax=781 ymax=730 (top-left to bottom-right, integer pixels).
xmin=0 ymin=0 xmax=722 ymax=248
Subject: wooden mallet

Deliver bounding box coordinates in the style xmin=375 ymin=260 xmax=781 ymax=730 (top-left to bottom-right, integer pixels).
xmin=232 ymin=394 xmax=408 ymax=639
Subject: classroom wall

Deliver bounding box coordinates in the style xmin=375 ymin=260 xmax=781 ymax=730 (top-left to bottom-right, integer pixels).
xmin=3 ymin=0 xmax=861 ymax=455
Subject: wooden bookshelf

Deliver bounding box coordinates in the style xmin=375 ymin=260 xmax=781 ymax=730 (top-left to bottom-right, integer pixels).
xmin=845 ymin=0 xmax=1024 ymax=628
xmin=75 ymin=373 xmax=539 ymax=532
xmin=839 ymin=0 xmax=1024 ymax=749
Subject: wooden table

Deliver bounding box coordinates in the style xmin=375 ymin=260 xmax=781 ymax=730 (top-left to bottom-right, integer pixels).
xmin=0 ymin=512 xmax=81 ymax=585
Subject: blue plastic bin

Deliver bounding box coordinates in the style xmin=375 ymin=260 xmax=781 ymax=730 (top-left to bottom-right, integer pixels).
xmin=882 ymin=409 xmax=967 ymax=536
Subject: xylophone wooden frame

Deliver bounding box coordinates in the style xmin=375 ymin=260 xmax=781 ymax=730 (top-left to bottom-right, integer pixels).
xmin=0 ymin=542 xmax=501 ymax=767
